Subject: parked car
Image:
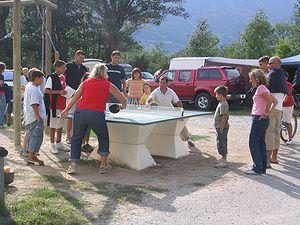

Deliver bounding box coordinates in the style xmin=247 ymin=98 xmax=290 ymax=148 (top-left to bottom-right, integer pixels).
xmin=119 ymin=64 xmax=133 ymax=78
xmin=3 ymin=69 xmax=14 ymax=87
xmin=148 ymin=66 xmax=246 ymax=111
xmin=141 ymin=72 xmax=155 ymax=80
xmin=83 ymin=58 xmax=103 ymax=72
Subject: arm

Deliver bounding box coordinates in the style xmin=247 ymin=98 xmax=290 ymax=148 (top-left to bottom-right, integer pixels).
xmin=60 ymin=83 xmax=84 ymax=119
xmin=175 ymin=100 xmax=183 ymax=108
xmin=261 ymin=92 xmax=277 ymax=118
xmin=220 ymin=114 xmax=229 ymax=133
xmin=110 ymin=83 xmax=127 ymax=108
xmin=31 ymin=104 xmax=42 ymax=121
xmin=45 ymin=88 xmax=67 ymax=95
xmin=146 ymin=97 xmax=154 ymax=105
xmin=122 ymin=79 xmax=127 ymax=95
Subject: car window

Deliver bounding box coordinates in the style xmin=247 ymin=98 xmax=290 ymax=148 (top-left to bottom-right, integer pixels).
xmin=178 ymin=71 xmax=191 ymax=82
xmin=4 ymin=71 xmax=13 ymax=81
xmin=142 ymin=72 xmax=154 ymax=80
xmin=225 ymin=68 xmax=240 ymax=79
xmin=208 ymin=69 xmax=222 ymax=80
xmin=164 ymin=71 xmax=176 ymax=82
xmin=197 ymin=69 xmax=208 ymax=80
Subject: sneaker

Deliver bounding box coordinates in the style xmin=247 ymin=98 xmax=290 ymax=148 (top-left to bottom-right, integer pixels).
xmin=245 ymin=169 xmax=261 ymax=175
xmin=286 ymin=139 xmax=293 ymax=145
xmin=66 ymin=164 xmax=77 ymax=174
xmin=27 ymin=155 xmax=45 ymax=166
xmin=99 ymin=163 xmax=112 ymax=174
xmin=214 ymin=159 xmax=228 ymax=168
xmin=81 ymin=144 xmax=94 ymax=153
xmin=56 ymin=142 xmax=70 ymax=152
xmin=187 ymin=140 xmax=195 ymax=147
xmin=19 ymin=148 xmax=28 ymax=157
xmin=50 ymin=143 xmax=58 ymax=154
xmin=66 ymin=138 xmax=71 ymax=145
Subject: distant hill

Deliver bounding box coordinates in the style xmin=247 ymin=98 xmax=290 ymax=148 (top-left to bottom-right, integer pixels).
xmin=133 ymin=0 xmax=296 ymax=53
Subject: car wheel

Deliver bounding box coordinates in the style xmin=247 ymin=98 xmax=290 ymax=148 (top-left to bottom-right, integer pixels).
xmin=195 ymin=93 xmax=212 ymax=111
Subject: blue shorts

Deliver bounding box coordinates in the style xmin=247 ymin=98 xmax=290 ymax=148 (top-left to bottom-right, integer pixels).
xmin=27 ymin=120 xmax=44 ymax=153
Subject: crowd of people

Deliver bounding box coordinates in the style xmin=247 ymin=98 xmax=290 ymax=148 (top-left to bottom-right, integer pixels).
xmin=0 ymin=51 xmax=297 ymax=175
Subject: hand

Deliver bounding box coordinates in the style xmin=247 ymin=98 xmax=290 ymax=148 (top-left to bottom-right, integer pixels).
xmin=259 ymin=114 xmax=268 ymax=120
xmin=60 ymin=109 xmax=68 ymax=120
xmin=36 ymin=116 xmax=42 ymax=122
xmin=60 ymin=90 xmax=67 ymax=95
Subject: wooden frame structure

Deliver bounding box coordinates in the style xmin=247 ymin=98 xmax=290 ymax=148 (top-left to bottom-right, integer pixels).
xmin=0 ymin=0 xmax=57 ymax=146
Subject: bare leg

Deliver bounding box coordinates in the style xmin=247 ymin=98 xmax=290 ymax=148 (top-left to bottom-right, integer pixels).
xmin=286 ymin=123 xmax=293 ymax=139
xmin=50 ymin=128 xmax=55 ymax=144
xmin=271 ymin=149 xmax=278 ymax=163
xmin=100 ymin=156 xmax=108 ymax=167
xmin=56 ymin=128 xmax=62 ymax=143
xmin=267 ymin=150 xmax=272 ymax=167
xmin=22 ymin=131 xmax=30 ymax=149
xmin=66 ymin=119 xmax=72 ymax=140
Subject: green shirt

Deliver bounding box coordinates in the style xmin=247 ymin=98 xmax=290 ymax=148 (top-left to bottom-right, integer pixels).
xmin=214 ymin=100 xmax=229 ymax=128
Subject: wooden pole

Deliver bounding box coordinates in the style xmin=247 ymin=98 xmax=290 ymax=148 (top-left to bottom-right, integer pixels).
xmin=45 ymin=6 xmax=52 ymax=76
xmin=13 ymin=0 xmax=21 ymax=147
xmin=0 ymin=0 xmax=58 ymax=10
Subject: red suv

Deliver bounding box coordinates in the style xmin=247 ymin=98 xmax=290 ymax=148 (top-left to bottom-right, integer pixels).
xmin=148 ymin=66 xmax=246 ymax=110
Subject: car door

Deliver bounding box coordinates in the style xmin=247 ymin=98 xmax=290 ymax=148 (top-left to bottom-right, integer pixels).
xmin=172 ymin=70 xmax=193 ymax=100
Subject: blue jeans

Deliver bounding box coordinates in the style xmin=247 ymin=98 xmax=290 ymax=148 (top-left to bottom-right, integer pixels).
xmin=70 ymin=109 xmax=109 ymax=162
xmin=249 ymin=115 xmax=270 ymax=174
xmin=0 ymin=95 xmax=6 ymax=126
xmin=27 ymin=120 xmax=44 ymax=153
xmin=215 ymin=127 xmax=229 ymax=157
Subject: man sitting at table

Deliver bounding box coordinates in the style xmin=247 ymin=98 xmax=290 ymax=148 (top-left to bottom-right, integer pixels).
xmin=146 ymin=76 xmax=195 ymax=147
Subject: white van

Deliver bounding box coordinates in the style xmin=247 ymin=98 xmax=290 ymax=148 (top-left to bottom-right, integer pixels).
xmin=169 ymin=57 xmax=209 ymax=70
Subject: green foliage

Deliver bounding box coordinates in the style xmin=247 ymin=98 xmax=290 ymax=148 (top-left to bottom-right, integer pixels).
xmin=7 ymin=188 xmax=88 ymax=225
xmin=184 ymin=19 xmax=220 ymax=57
xmin=241 ymin=9 xmax=274 ymax=58
xmin=275 ymin=39 xmax=293 ymax=58
xmin=123 ymin=44 xmax=170 ymax=73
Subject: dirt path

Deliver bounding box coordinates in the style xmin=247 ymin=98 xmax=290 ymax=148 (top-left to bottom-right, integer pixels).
xmin=1 ymin=114 xmax=299 ymax=224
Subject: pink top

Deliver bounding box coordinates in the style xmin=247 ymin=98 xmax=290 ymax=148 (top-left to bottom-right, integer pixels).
xmin=251 ymin=85 xmax=270 ymax=116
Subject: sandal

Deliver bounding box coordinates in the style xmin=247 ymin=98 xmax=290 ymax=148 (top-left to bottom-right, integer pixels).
xmin=270 ymin=159 xmax=279 ymax=164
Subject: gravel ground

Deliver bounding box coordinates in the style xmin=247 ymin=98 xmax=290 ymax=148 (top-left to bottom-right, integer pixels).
xmin=1 ymin=114 xmax=300 ymax=225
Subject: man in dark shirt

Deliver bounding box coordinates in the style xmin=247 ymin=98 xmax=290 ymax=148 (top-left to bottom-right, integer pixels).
xmin=107 ymin=50 xmax=126 ymax=103
xmin=64 ymin=50 xmax=88 ymax=143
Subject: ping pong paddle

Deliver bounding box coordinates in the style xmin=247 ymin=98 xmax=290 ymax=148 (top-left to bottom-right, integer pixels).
xmin=109 ymin=104 xmax=121 ymax=113
xmin=150 ymin=102 xmax=158 ymax=106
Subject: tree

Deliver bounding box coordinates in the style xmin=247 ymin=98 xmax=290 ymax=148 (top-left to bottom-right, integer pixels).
xmin=241 ymin=9 xmax=274 ymax=59
xmin=275 ymin=39 xmax=292 ymax=58
xmin=184 ymin=19 xmax=219 ymax=57
xmin=0 ymin=5 xmax=12 ymax=67
xmin=291 ymin=0 xmax=300 ymax=55
xmin=89 ymin=0 xmax=188 ymax=60
xmin=221 ymin=40 xmax=245 ymax=58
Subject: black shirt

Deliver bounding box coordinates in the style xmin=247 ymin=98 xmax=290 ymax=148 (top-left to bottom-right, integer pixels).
xmin=65 ymin=61 xmax=88 ymax=90
xmin=0 ymin=73 xmax=4 ymax=82
xmin=107 ymin=63 xmax=126 ymax=91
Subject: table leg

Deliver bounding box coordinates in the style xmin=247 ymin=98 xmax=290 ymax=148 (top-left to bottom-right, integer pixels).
xmin=146 ymin=119 xmax=190 ymax=158
xmin=90 ymin=123 xmax=156 ymax=170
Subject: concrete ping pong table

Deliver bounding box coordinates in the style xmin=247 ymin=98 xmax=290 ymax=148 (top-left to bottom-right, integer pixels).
xmin=89 ymin=104 xmax=210 ymax=170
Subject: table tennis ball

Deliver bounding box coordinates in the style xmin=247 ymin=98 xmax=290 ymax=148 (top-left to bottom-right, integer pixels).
xmin=4 ymin=166 xmax=11 ymax=173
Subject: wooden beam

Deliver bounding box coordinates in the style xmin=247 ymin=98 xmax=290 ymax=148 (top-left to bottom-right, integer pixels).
xmin=0 ymin=0 xmax=58 ymax=10
xmin=45 ymin=6 xmax=52 ymax=76
xmin=13 ymin=0 xmax=21 ymax=147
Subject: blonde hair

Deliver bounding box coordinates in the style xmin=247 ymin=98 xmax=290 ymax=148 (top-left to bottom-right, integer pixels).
xmin=89 ymin=63 xmax=108 ymax=79
xmin=249 ymin=69 xmax=268 ymax=86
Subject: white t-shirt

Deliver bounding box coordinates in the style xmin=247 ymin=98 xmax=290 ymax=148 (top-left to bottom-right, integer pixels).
xmin=148 ymin=87 xmax=180 ymax=107
xmin=23 ymin=82 xmax=46 ymax=125
xmin=272 ymin=93 xmax=285 ymax=111
xmin=20 ymin=75 xmax=28 ymax=97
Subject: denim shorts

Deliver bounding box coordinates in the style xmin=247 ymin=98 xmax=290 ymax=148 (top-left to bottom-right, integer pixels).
xmin=27 ymin=119 xmax=44 ymax=153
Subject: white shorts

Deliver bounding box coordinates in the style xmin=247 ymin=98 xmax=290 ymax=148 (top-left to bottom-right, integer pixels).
xmin=282 ymin=106 xmax=294 ymax=123
xmin=49 ymin=109 xmax=66 ymax=129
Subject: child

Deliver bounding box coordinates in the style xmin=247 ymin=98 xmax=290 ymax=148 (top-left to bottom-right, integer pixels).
xmin=126 ymin=68 xmax=146 ymax=104
xmin=282 ymin=72 xmax=295 ymax=146
xmin=23 ymin=69 xmax=46 ymax=165
xmin=44 ymin=60 xmax=68 ymax=154
xmin=214 ymin=86 xmax=229 ymax=168
xmin=139 ymin=83 xmax=152 ymax=105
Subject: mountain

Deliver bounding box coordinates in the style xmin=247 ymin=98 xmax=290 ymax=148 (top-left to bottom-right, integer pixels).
xmin=133 ymin=0 xmax=296 ymax=53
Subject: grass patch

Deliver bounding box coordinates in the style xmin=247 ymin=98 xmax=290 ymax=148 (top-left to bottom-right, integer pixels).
xmin=6 ymin=188 xmax=88 ymax=225
xmin=39 ymin=175 xmax=65 ymax=183
xmin=94 ymin=182 xmax=167 ymax=204
xmin=71 ymin=182 xmax=95 ymax=191
xmin=190 ymin=135 xmax=210 ymax=142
